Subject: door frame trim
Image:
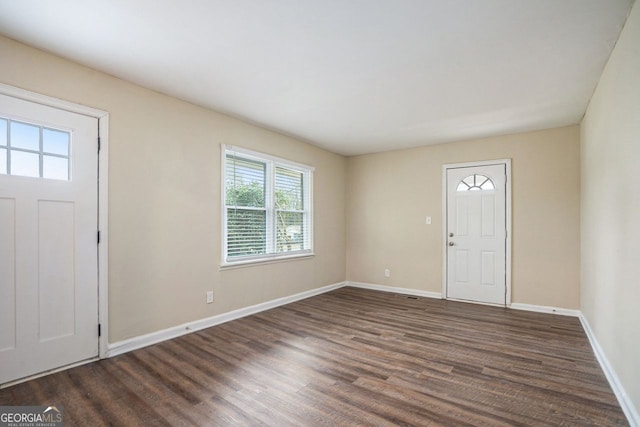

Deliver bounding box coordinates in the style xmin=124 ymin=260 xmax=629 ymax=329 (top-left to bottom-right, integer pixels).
xmin=441 ymin=159 xmax=512 ymax=306
xmin=0 ymin=83 xmax=110 ymax=359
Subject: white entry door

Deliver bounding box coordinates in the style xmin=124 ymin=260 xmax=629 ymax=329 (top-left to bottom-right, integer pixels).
xmin=445 ymin=163 xmax=508 ymax=305
xmin=0 ymin=93 xmax=99 ymax=384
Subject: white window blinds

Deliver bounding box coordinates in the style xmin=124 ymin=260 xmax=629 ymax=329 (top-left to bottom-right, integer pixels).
xmin=223 ymin=146 xmax=313 ymax=264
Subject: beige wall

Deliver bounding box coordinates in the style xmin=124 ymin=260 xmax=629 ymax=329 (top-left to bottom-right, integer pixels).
xmin=347 ymin=126 xmax=581 ymax=309
xmin=581 ymin=1 xmax=640 ymax=414
xmin=0 ymin=36 xmax=347 ymax=342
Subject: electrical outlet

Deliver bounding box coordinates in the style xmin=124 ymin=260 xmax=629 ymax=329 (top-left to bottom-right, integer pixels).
xmin=206 ymin=291 xmax=214 ymax=304
xmin=425 ymin=216 xmax=432 ymax=225
xmin=384 ymin=269 xmax=391 ymax=277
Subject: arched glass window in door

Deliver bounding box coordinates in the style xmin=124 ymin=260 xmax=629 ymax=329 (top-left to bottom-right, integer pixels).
xmin=456 ymin=174 xmax=495 ymax=191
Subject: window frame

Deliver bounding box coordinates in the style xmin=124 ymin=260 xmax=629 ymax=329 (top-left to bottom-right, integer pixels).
xmin=221 ymin=145 xmax=314 ymax=267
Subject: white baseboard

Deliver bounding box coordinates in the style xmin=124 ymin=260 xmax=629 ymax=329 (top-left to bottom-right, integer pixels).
xmin=509 ymin=302 xmax=581 ymax=317
xmin=579 ymin=314 xmax=639 ymax=427
xmin=346 ymin=281 xmax=443 ymax=299
xmin=345 ymin=284 xmax=581 ymax=318
xmin=107 ymin=281 xmax=346 ymax=357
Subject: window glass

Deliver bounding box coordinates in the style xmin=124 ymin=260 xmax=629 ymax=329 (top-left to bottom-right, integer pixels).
xmin=275 ymin=167 xmax=303 ymax=210
xmin=11 ymin=151 xmax=40 ymax=177
xmin=277 ymin=211 xmax=304 ymax=253
xmin=0 ymin=148 xmax=6 ymax=174
xmin=43 ymin=128 xmax=69 ymax=156
xmin=0 ymin=119 xmax=7 ymax=146
xmin=226 ymin=209 xmax=267 ymax=257
xmin=275 ymin=167 xmax=304 ymax=253
xmin=225 ymin=156 xmax=265 ymax=208
xmin=10 ymin=121 xmax=40 ymax=151
xmin=480 ymin=179 xmax=495 ymax=190
xmin=43 ymin=155 xmax=69 ymax=180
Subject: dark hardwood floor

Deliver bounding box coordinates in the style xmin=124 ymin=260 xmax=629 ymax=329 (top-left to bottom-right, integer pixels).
xmin=0 ymin=287 xmax=627 ymax=426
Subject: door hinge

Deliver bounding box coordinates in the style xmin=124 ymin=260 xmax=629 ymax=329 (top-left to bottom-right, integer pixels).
xmin=97 ymin=230 xmax=101 ymax=244
xmin=98 ymin=137 xmax=101 ymax=152
xmin=98 ymin=323 xmax=101 ymax=337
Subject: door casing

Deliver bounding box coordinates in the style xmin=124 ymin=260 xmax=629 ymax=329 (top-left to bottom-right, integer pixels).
xmin=0 ymin=83 xmax=110 ymax=368
xmin=442 ymin=159 xmax=512 ymax=306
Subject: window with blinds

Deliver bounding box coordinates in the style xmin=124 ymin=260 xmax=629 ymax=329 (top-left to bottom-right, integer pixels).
xmin=223 ymin=146 xmax=313 ymax=264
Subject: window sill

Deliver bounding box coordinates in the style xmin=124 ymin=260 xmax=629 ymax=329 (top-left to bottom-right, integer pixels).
xmin=220 ymin=253 xmax=315 ymax=270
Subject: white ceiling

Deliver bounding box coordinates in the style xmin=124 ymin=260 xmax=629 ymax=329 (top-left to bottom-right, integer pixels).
xmin=0 ymin=1 xmax=633 ymax=156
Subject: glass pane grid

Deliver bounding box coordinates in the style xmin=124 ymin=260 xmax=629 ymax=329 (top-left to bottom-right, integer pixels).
xmin=0 ymin=117 xmax=70 ymax=181
xmin=456 ymin=174 xmax=495 ymax=192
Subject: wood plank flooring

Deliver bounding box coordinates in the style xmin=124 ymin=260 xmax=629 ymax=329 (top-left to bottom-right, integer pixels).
xmin=0 ymin=287 xmax=627 ymax=426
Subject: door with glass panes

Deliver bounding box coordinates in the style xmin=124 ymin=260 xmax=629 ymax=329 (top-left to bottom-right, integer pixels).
xmin=446 ymin=163 xmax=507 ymax=305
xmin=0 ymin=93 xmax=98 ymax=384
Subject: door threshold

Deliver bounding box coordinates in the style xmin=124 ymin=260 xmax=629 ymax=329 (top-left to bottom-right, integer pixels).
xmin=445 ymin=297 xmax=507 ymax=308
